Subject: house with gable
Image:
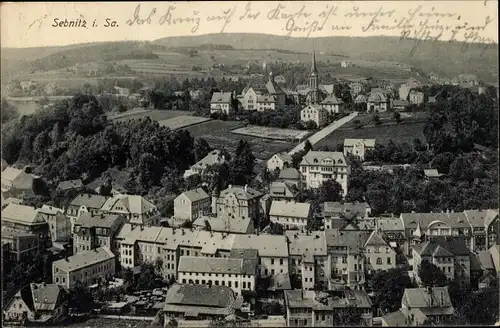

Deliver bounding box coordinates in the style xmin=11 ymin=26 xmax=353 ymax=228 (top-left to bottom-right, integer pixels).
xmin=213 ymin=185 xmax=263 ymax=221
xmin=267 ymin=152 xmax=293 ymax=172
xmin=362 ymin=230 xmax=397 ymax=275
xmin=367 ymin=89 xmax=390 ymax=112
xmin=464 ymin=209 xmax=499 ymax=251
xmin=320 ymin=94 xmax=344 ymax=114
xmin=269 ymin=200 xmax=311 ymax=230
xmin=240 ymin=72 xmax=286 ymax=111
xmin=300 ymin=104 xmax=328 ymax=128
xmin=174 ymin=188 xmax=211 ymax=222
xmin=100 ymin=194 xmax=160 ymax=226
xmin=269 ymin=181 xmax=300 ymax=202
xmin=343 ymin=138 xmax=376 ymax=161
xmin=401 ymin=287 xmax=454 ymax=323
xmin=36 ymin=205 xmax=71 ymax=242
xmin=3 ymin=283 xmax=68 ymax=325
xmin=183 ymin=150 xmax=227 ymax=179
xmin=1 ymin=203 xmax=50 ymax=247
xmin=210 ymin=91 xmax=233 ymax=114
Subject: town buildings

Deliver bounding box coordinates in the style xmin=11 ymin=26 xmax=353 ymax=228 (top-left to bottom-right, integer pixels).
xmin=213 ymin=185 xmax=263 ymax=221
xmin=269 ymin=181 xmax=300 ymax=202
xmin=183 ymin=150 xmax=226 ymax=179
xmin=300 ymin=104 xmax=328 ymax=127
xmin=174 ymin=188 xmax=211 ymax=222
xmin=269 ymin=200 xmax=311 ymax=230
xmin=401 ymin=287 xmax=454 ymax=323
xmin=267 ymin=152 xmax=293 ymax=172
xmin=36 ymin=205 xmax=71 ymax=243
xmin=320 ymin=94 xmax=345 ymax=114
xmin=1 ymin=203 xmax=50 ymax=247
xmin=343 ymin=138 xmax=376 ymax=161
xmin=1 ymin=228 xmax=39 ymax=262
xmin=1 ymin=167 xmax=34 ymax=196
xmin=399 ymin=78 xmax=422 ymax=100
xmin=299 ymin=151 xmax=350 ymax=196
xmin=409 ymin=90 xmax=425 ymax=105
xmin=322 ymin=202 xmax=371 ymax=230
xmin=362 ymin=230 xmax=397 ymax=275
xmin=193 ymin=215 xmax=255 ymax=234
xmin=239 ymin=72 xmax=286 ymax=111
xmin=72 ymin=212 xmax=125 ymax=254
xmin=210 ymin=91 xmax=233 ymax=114
xmin=52 ymin=247 xmax=116 ymax=289
xmin=367 ymin=88 xmax=390 ymax=112
xmin=100 ymin=194 xmax=159 ymax=227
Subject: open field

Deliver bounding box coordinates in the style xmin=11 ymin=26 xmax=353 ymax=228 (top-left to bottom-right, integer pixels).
xmin=342 ymin=111 xmax=429 ymax=129
xmin=158 ymin=116 xmax=211 ymax=130
xmin=315 ymin=122 xmax=427 ymax=148
xmin=185 ymin=120 xmax=296 ymax=161
xmin=108 ymin=110 xmax=194 ymax=123
xmin=231 ymin=126 xmax=311 ymax=141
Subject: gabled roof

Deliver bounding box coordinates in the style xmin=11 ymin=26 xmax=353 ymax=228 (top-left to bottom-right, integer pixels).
xmin=344 ymin=138 xmax=376 ymax=147
xmin=325 ymin=229 xmax=363 ymax=254
xmin=476 ymin=251 xmax=495 ymax=271
xmin=424 ymin=169 xmax=444 ymax=178
xmin=272 ymin=152 xmax=292 ymax=164
xmin=464 ymin=209 xmax=499 ymax=228
xmin=322 ymin=202 xmax=370 ymax=216
xmin=191 ymin=150 xmax=226 ymax=170
xmin=178 ymin=256 xmax=257 ymax=275
xmin=37 ymin=205 xmax=64 ymax=216
xmin=53 ymin=247 xmax=115 ymax=272
xmin=285 ymin=231 xmax=327 ymax=261
xmin=210 ymin=92 xmax=232 ymax=103
xmin=368 ymin=92 xmax=387 ymax=103
xmin=30 ymin=283 xmax=67 ymax=312
xmin=354 ymin=94 xmax=368 ymax=102
xmin=265 ymin=79 xmax=285 ymax=95
xmin=257 ymin=95 xmax=277 ymax=103
xmin=413 ymin=237 xmax=469 ymax=257
xmin=69 ymin=194 xmax=108 ymax=209
xmin=300 ymin=151 xmax=348 ymax=166
xmin=401 ymin=212 xmax=470 ymax=229
xmin=74 ymin=212 xmax=123 ymax=229
xmin=101 ymin=195 xmax=156 ymax=216
xmin=364 ymin=230 xmax=388 ymax=247
xmin=402 ymin=287 xmax=453 ymax=314
xmin=1 ymin=167 xmax=30 ymax=182
xmin=321 ymin=94 xmax=343 ymax=105
xmin=164 ymin=283 xmax=235 ymax=309
xmin=232 ymin=234 xmax=288 ymax=257
xmin=301 ymin=104 xmax=325 ymax=113
xmin=1 ymin=203 xmax=43 ymax=225
xmin=278 ymin=167 xmax=301 ymax=180
xmin=178 ymin=188 xmax=209 ymax=203
xmin=192 ymin=215 xmax=252 ymax=234
xmin=56 ymin=179 xmax=83 ymax=191
xmin=270 ymin=200 xmax=310 ymax=219
xmin=220 ymin=185 xmax=263 ymax=201
xmin=269 ymin=181 xmax=299 ymax=198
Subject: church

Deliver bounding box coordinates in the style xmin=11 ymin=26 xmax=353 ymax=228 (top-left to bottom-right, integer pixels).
xmin=300 ymin=51 xmax=345 ymax=128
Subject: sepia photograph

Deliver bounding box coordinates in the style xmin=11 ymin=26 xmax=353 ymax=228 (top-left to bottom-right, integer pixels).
xmin=0 ymin=1 xmax=498 ymax=327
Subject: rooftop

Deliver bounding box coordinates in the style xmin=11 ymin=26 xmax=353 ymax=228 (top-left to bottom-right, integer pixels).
xmin=178 ymin=256 xmax=257 ymax=275
xmin=210 ymin=92 xmax=232 ymax=103
xmin=2 ymin=203 xmax=43 ymax=225
xmin=74 ymin=212 xmax=123 ymax=229
xmin=344 ymin=138 xmax=376 ymax=148
xmin=402 ymin=287 xmax=453 ymax=315
xmin=69 ymin=193 xmax=108 ymax=209
xmin=1 ymin=167 xmax=31 ymax=182
xmin=220 ymin=185 xmax=263 ymax=201
xmin=285 ymin=289 xmax=372 ymax=310
xmin=401 ymin=211 xmax=470 ymax=229
xmin=278 ymin=167 xmax=301 ymax=180
xmin=424 ymin=169 xmax=444 ymax=178
xmin=412 ymin=236 xmax=470 ymax=257
xmin=53 ymin=247 xmax=115 ymax=272
xmin=285 ymin=231 xmax=327 ymax=261
xmin=270 ymin=200 xmax=311 ymax=219
xmin=272 ymin=152 xmax=293 ymax=164
xmin=164 ymin=283 xmax=235 ymax=310
xmin=191 ymin=150 xmax=226 ymax=170
xmin=56 ymin=179 xmax=83 ymax=191
xmin=193 ymin=215 xmax=253 ymax=234
xmin=300 ymin=151 xmax=348 ymax=167
xmin=464 ymin=209 xmax=499 ymax=228
xmin=233 ymin=234 xmax=288 ymax=258
xmin=178 ymin=188 xmax=210 ymax=203
xmin=322 ymin=202 xmax=370 ymax=216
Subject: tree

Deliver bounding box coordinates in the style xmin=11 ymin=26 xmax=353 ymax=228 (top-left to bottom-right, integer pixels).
xmin=317 ymin=179 xmax=343 ymax=203
xmin=268 ymin=222 xmax=285 ymax=235
xmin=304 ymin=140 xmax=313 ymax=152
xmin=449 ymin=156 xmax=474 ymax=182
xmin=229 ymin=140 xmax=255 ymax=185
xmin=124 ymin=268 xmax=134 ymax=287
xmin=154 ymin=257 xmax=164 ymax=275
xmin=194 ymin=138 xmax=212 ymax=162
xmin=417 ymin=260 xmax=448 ymax=287
xmin=353 ymin=119 xmax=362 ymax=129
xmin=373 ymin=114 xmax=381 ymax=125
xmin=204 ymin=219 xmax=212 ymax=231
xmin=69 ymin=281 xmax=95 ymax=313
xmin=335 ymin=305 xmax=362 ymax=326
xmin=1 ymin=98 xmax=19 ymax=123
xmin=455 ymin=287 xmax=499 ymax=325
xmin=368 ymin=268 xmax=414 ymax=314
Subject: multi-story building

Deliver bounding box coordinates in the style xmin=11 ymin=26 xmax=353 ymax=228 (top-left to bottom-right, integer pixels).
xmin=267 ymin=152 xmax=293 ymax=172
xmin=177 ymin=256 xmax=257 ymax=296
xmin=100 ymin=194 xmax=159 ymax=227
xmin=65 ymin=193 xmax=108 ymax=226
xmin=36 ymin=205 xmax=71 ymax=242
xmin=1 ymin=167 xmax=34 ymax=198
xmin=464 ymin=209 xmax=499 ymax=251
xmin=213 ymin=185 xmax=263 ymax=221
xmin=269 ymin=181 xmax=300 ymax=202
xmin=286 ymin=231 xmax=330 ymax=290
xmin=239 ymin=73 xmax=286 ymax=111
xmin=367 ymin=89 xmax=390 ymax=113
xmin=278 ymin=168 xmax=302 ymax=188
xmin=183 ymin=150 xmax=227 ymax=179
xmin=174 ymin=188 xmax=211 ymax=222
xmin=1 ymin=203 xmax=50 ymax=247
xmin=400 ymin=211 xmax=472 ymax=257
xmin=343 ymin=139 xmax=376 ymax=161
xmin=284 ymin=289 xmax=373 ymax=327
xmin=399 ymin=78 xmax=422 ymax=101
xmin=193 ymin=215 xmax=254 ymax=235
xmin=210 ymin=91 xmax=233 ymax=114
xmin=162 ymin=284 xmax=236 ymax=322
xmin=412 ymin=236 xmax=471 ymax=285
xmin=72 ymin=212 xmax=125 ymax=254
xmin=269 ymin=200 xmax=311 ymax=230
xmin=322 ymin=202 xmax=371 ymax=230
xmin=325 ymin=229 xmax=365 ymax=290
xmin=1 ymin=228 xmax=39 ymax=262
xmin=401 ymin=287 xmax=454 ymax=323
xmin=409 ymin=90 xmax=425 ymax=105
xmin=300 ymin=104 xmax=328 ymax=128
xmin=362 ymin=230 xmax=397 ymax=276
xmin=52 ymin=247 xmax=116 ymax=289
xmin=350 ymin=83 xmax=364 ymax=96
xmin=320 ymin=94 xmax=344 ymax=114
xmin=299 ymin=151 xmax=351 ymax=196
xmin=256 ymin=95 xmax=277 ymax=111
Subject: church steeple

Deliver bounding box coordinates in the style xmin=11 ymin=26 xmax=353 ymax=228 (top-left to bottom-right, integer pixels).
xmin=311 ymin=50 xmax=318 ymax=75
xmin=308 ymin=45 xmax=320 ymax=104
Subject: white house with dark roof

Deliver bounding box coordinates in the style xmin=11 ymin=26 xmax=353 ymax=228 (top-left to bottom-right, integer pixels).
xmin=321 ymin=94 xmax=344 ymax=114
xmin=256 ymin=94 xmax=277 ymax=111
xmin=267 ymin=152 xmax=293 ymax=172
xmin=269 ymin=181 xmax=300 ymax=202
xmin=343 ymin=138 xmax=376 ymax=161
xmin=214 ymin=185 xmax=263 ymax=221
xmin=464 ymin=209 xmax=499 ymax=251
xmin=401 ymin=287 xmax=454 ymax=323
xmin=299 ymin=151 xmax=350 ymax=195
xmin=1 ymin=203 xmax=50 ymax=245
xmin=210 ymin=91 xmax=233 ymax=114
xmin=240 ymin=73 xmax=286 ymax=111
xmin=367 ymin=89 xmax=390 ymax=112
xmin=65 ymin=193 xmax=108 ymax=222
xmin=52 ymin=247 xmax=116 ymax=289
xmin=269 ymin=200 xmax=311 ymax=230
xmin=362 ymin=230 xmax=396 ymax=275
xmin=300 ymin=104 xmax=328 ymax=128
xmin=177 ymin=256 xmax=257 ymax=295
xmin=174 ymin=188 xmax=211 ymax=221
xmin=72 ymin=212 xmax=125 ymax=254
xmin=1 ymin=167 xmax=34 ymax=194
xmin=184 ymin=150 xmax=227 ymax=179
xmin=192 ymin=215 xmax=254 ymax=235
xmin=36 ymin=205 xmax=71 ymax=242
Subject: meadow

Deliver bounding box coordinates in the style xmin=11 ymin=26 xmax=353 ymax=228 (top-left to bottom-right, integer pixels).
xmin=158 ymin=116 xmax=211 ymax=130
xmin=108 ymin=110 xmax=194 ymax=123
xmin=231 ymin=126 xmax=311 ymax=141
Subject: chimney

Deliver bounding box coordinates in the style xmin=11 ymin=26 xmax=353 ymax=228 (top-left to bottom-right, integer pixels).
xmin=244 ymin=184 xmax=248 ymax=192
xmin=228 ymin=184 xmax=232 ymax=189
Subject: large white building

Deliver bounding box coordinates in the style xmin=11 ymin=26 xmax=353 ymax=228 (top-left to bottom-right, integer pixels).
xmin=269 ymin=200 xmax=311 ymax=230
xmin=343 ymin=139 xmax=376 ymax=161
xmin=299 ymin=151 xmax=350 ymax=196
xmin=177 ymin=256 xmax=257 ymax=296
xmin=239 ymin=72 xmax=286 ymax=111
xmin=300 ymin=104 xmax=328 ymax=128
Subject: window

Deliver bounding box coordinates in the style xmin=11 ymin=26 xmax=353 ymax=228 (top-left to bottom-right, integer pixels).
xmin=387 ymin=257 xmax=392 ymax=264
xmin=280 ymin=258 xmax=283 ymax=265
xmin=342 ymin=256 xmax=347 ymax=264
xmin=235 ymin=281 xmax=239 ymax=288
xmin=228 ymin=281 xmax=232 ymax=287
xmin=271 ymin=259 xmax=275 ymax=265
xmin=376 ymin=258 xmax=382 ymax=265
xmin=248 ymin=282 xmax=251 ymax=289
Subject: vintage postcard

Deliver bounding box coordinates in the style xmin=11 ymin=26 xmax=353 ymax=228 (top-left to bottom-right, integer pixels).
xmin=0 ymin=1 xmax=498 ymax=327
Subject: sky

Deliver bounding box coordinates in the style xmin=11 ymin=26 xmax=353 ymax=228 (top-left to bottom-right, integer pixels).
xmin=1 ymin=1 xmax=498 ymax=48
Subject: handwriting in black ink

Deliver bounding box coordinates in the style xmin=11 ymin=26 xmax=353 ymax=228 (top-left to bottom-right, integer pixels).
xmin=239 ymin=2 xmax=260 ymax=20
xmin=159 ymin=5 xmax=201 ymax=33
xmin=207 ymin=7 xmax=236 ymax=33
xmin=126 ymin=4 xmax=157 ymax=26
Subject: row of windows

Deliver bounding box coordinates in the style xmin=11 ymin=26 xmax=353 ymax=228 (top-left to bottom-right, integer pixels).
xmin=182 ymin=278 xmax=252 ymax=289
xmin=367 ymin=257 xmax=392 ymax=265
xmin=182 ymin=272 xmax=252 ymax=278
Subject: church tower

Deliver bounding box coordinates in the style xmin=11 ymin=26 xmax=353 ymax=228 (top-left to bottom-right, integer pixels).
xmin=308 ymin=49 xmax=320 ymax=104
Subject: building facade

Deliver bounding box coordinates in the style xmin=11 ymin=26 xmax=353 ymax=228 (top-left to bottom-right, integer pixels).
xmin=299 ymin=151 xmax=350 ymax=196
xmin=174 ymin=188 xmax=211 ymax=222
xmin=343 ymin=139 xmax=376 ymax=161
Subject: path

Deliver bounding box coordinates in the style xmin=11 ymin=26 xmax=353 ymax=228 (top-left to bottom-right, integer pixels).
xmin=288 ymin=112 xmax=358 ymax=155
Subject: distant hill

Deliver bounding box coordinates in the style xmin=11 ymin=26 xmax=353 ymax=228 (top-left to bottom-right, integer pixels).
xmin=153 ymin=33 xmax=499 ymax=82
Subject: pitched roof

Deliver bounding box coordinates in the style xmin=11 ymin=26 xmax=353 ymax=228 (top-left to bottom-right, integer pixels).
xmin=401 ymin=212 xmax=470 ymax=229
xmin=325 ymin=229 xmax=363 ymax=254
xmin=265 ymin=79 xmax=284 ymax=95
xmin=37 ymin=205 xmax=65 ymax=216
xmin=377 ymin=217 xmax=404 ymax=231
xmin=69 ymin=194 xmax=108 ymax=209
xmin=74 ymin=212 xmax=122 ymax=229
xmin=354 ymin=94 xmax=367 ymax=102
xmin=164 ymin=283 xmax=235 ymax=309
xmin=269 ymin=181 xmax=299 ymax=199
xmin=272 ymin=152 xmax=293 ymax=164
xmin=301 ymin=104 xmax=325 ymax=113
xmin=178 ymin=188 xmax=210 ymax=203
xmin=192 ymin=215 xmax=253 ymax=234
xmin=300 ymin=151 xmax=348 ymax=166
xmin=52 ymin=247 xmax=115 ymax=272
xmin=368 ymin=92 xmax=388 ymax=103
xmin=402 ymin=287 xmax=453 ymax=315
xmin=489 ymin=245 xmax=500 ymax=272
xmin=101 ymin=195 xmax=156 ymax=216
xmin=56 ymin=179 xmax=83 ymax=191
xmin=344 ymin=138 xmax=376 ymax=147
xmin=220 ymin=185 xmax=263 ymax=201
xmin=30 ymin=283 xmax=66 ymax=311
xmin=210 ymin=92 xmax=232 ymax=103
xmin=285 ymin=231 xmax=327 ymax=261
xmin=285 ymin=289 xmax=372 ymax=310
xmin=321 ymin=94 xmax=343 ymax=105
xmin=1 ymin=167 xmax=28 ymax=182
xmin=364 ymin=230 xmax=388 ymax=247
xmin=232 ymin=234 xmax=289 ymax=257
xmin=1 ymin=203 xmax=42 ymax=225
xmin=257 ymin=95 xmax=277 ymax=103
xmin=178 ymin=256 xmax=257 ymax=275
xmin=476 ymin=250 xmax=495 ymax=270
xmin=381 ymin=308 xmax=427 ymax=326
xmin=424 ymin=169 xmax=444 ymax=178
xmin=191 ymin=150 xmax=226 ymax=170
xmin=270 ymin=200 xmax=311 ymax=219
xmin=464 ymin=209 xmax=499 ymax=228
xmin=413 ymin=237 xmax=469 ymax=257
xmin=322 ymin=202 xmax=370 ymax=216
xmin=278 ymin=168 xmax=301 ymax=180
